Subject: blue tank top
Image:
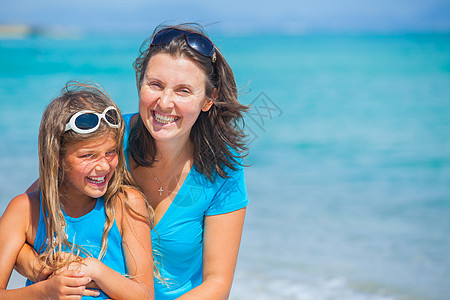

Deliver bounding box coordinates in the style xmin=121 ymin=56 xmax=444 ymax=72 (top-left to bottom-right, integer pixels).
xmin=26 ymin=194 xmax=127 ymax=299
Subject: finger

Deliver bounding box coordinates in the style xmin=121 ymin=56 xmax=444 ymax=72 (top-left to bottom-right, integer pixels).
xmin=86 ymin=280 xmax=100 ymax=289
xmin=62 ymin=290 xmax=85 ymax=300
xmin=83 ymin=288 xmax=101 ymax=297
xmin=62 ymin=285 xmax=89 ymax=298
xmin=61 ymin=296 xmax=83 ymax=300
xmin=66 ymin=276 xmax=92 ymax=287
xmin=54 ymin=273 xmax=91 ymax=288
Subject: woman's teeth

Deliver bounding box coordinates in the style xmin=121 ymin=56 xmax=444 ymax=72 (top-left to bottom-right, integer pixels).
xmin=154 ymin=111 xmax=179 ymax=124
xmin=87 ymin=176 xmax=106 ymax=184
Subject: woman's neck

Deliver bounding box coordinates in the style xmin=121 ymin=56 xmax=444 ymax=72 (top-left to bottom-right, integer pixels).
xmin=154 ymin=137 xmax=194 ymax=169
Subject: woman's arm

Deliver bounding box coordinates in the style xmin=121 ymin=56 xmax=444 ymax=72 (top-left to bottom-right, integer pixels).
xmin=14 ymin=243 xmax=50 ymax=283
xmin=68 ymin=188 xmax=154 ymax=299
xmin=177 ymin=208 xmax=246 ymax=300
xmin=14 ymin=244 xmax=102 ymax=298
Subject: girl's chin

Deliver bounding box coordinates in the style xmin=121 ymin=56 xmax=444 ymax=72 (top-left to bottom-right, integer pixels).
xmin=85 ymin=188 xmax=108 ymax=199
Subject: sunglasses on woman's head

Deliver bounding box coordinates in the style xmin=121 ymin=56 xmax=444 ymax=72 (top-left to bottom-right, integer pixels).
xmin=151 ymin=28 xmax=217 ymax=63
xmin=65 ymin=106 xmax=120 ymax=134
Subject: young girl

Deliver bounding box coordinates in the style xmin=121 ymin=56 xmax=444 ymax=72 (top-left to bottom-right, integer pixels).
xmin=0 ymin=82 xmax=154 ymax=299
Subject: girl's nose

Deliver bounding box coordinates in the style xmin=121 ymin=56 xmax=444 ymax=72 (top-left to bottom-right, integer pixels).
xmin=94 ymin=155 xmax=110 ymax=171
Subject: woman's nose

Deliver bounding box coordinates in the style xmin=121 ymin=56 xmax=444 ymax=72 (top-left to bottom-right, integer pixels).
xmin=158 ymin=90 xmax=174 ymax=110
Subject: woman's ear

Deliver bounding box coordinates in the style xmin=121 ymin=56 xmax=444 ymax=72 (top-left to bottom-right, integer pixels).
xmin=202 ymin=88 xmax=217 ymax=112
xmin=202 ymin=99 xmax=213 ymax=112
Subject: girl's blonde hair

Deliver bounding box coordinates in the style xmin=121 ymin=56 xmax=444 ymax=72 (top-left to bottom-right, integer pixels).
xmin=37 ymin=81 xmax=155 ymax=274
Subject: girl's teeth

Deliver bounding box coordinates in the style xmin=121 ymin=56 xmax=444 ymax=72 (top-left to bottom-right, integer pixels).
xmin=87 ymin=176 xmax=106 ymax=184
xmin=154 ymin=111 xmax=178 ymax=124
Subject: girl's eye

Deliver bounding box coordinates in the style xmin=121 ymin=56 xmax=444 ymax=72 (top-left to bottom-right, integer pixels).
xmin=105 ymin=150 xmax=117 ymax=160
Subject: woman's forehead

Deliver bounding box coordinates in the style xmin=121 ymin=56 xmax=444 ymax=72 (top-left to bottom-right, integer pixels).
xmin=145 ymin=53 xmax=207 ymax=83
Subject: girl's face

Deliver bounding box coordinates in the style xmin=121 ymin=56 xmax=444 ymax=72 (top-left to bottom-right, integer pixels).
xmin=139 ymin=53 xmax=213 ymax=145
xmin=63 ymin=134 xmax=118 ymax=202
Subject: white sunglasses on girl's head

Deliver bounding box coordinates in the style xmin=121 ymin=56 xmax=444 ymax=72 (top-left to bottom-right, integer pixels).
xmin=65 ymin=106 xmax=120 ymax=134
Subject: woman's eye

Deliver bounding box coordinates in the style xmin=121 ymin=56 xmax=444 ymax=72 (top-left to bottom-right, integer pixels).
xmin=150 ymin=82 xmax=162 ymax=89
xmin=178 ymin=88 xmax=191 ymax=95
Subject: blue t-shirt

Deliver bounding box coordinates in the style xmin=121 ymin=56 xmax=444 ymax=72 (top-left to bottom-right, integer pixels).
xmin=123 ymin=113 xmax=248 ymax=299
xmin=27 ymin=195 xmax=127 ymax=300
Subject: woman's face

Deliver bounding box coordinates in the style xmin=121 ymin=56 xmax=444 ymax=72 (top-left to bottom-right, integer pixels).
xmin=139 ymin=53 xmax=213 ymax=145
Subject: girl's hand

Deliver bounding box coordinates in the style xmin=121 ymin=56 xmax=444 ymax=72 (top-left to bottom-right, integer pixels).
xmin=43 ymin=269 xmax=93 ymax=299
xmin=51 ymin=257 xmax=102 ymax=297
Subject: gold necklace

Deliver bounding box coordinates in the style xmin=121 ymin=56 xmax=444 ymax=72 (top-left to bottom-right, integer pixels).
xmin=152 ymin=175 xmax=166 ymax=196
xmin=152 ymin=149 xmax=191 ymax=196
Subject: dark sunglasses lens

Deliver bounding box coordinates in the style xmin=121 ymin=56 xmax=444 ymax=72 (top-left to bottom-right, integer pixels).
xmin=75 ymin=113 xmax=99 ymax=130
xmin=153 ymin=28 xmax=183 ymax=45
xmin=105 ymin=109 xmax=119 ymax=125
xmin=186 ymin=33 xmax=214 ymax=56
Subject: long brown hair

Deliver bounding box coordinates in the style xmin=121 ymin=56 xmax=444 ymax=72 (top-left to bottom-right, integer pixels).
xmin=130 ymin=23 xmax=249 ymax=180
xmin=37 ymin=81 xmax=154 ymax=273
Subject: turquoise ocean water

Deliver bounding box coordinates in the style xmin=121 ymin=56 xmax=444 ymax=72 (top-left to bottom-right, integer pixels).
xmin=1 ymin=32 xmax=449 ymax=300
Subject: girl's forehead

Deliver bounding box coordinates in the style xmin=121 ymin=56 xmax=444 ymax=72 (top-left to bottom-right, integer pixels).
xmin=65 ymin=134 xmax=118 ymax=153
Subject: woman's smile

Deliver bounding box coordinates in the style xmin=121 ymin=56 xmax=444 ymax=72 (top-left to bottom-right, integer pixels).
xmin=152 ymin=110 xmax=180 ymax=125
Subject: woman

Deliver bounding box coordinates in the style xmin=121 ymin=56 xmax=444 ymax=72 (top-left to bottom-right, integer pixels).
xmin=126 ymin=24 xmax=249 ymax=299
xmin=17 ymin=24 xmax=249 ymax=299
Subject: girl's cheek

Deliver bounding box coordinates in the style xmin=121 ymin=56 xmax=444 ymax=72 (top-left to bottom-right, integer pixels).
xmin=111 ymin=157 xmax=119 ymax=171
xmin=79 ymin=162 xmax=92 ymax=172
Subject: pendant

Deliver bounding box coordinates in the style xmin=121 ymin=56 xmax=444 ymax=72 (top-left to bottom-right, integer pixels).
xmin=158 ymin=186 xmax=164 ymax=196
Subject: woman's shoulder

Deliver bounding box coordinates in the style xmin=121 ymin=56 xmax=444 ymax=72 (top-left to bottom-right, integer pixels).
xmin=192 ymin=150 xmax=246 ymax=186
xmin=122 ymin=113 xmax=139 ymax=128
xmin=122 ymin=113 xmax=138 ymax=163
xmin=220 ymin=150 xmax=246 ymax=178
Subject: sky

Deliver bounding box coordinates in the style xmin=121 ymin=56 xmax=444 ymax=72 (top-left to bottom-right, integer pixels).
xmin=1 ymin=0 xmax=449 ymax=34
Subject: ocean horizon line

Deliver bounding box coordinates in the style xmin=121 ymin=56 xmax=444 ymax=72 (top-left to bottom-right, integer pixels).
xmin=1 ymin=23 xmax=450 ymax=40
